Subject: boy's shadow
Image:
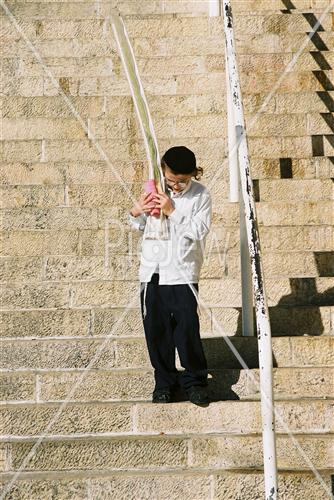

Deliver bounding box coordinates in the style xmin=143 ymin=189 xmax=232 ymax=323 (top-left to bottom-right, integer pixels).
xmin=172 ymin=338 xmax=253 ymax=403
xmin=177 ymin=251 xmax=334 ymax=403
xmin=171 ymin=366 xmax=241 ymax=403
xmin=168 ymin=252 xmax=333 ymax=403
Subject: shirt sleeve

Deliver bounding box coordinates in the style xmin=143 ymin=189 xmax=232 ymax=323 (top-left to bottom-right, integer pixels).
xmin=128 ymin=213 xmax=147 ymax=232
xmin=168 ymin=191 xmax=212 ymax=241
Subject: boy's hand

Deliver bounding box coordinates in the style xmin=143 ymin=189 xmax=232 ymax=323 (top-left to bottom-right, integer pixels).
xmin=153 ymin=193 xmax=175 ymax=216
xmin=130 ymin=192 xmax=155 ymax=217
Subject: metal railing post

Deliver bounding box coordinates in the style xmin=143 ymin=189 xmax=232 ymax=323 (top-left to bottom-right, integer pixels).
xmin=226 ymin=61 xmax=239 ymax=203
xmin=225 ymin=14 xmax=253 ymax=337
xmin=222 ymin=1 xmax=278 ymax=498
xmin=239 ymin=172 xmax=254 ymax=337
xmin=209 ymin=0 xmax=222 ymax=17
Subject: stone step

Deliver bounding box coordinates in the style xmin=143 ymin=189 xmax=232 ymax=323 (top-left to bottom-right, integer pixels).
xmin=2 ymin=93 xmax=334 ymax=124
xmin=206 ymin=156 xmax=334 ymax=182
xmin=1 ymin=2 xmax=173 ymax=20
xmin=253 ymin=201 xmax=334 ymax=225
xmin=0 ymin=433 xmax=332 ymax=473
xmin=1 ymin=0 xmax=332 ymax=21
xmin=1 ymin=14 xmax=332 ymax=43
xmin=1 ymin=173 xmax=333 ymax=203
xmin=0 ymin=49 xmax=311 ymax=79
xmin=1 ymin=399 xmax=333 ymax=438
xmin=1 ymin=0 xmax=328 ymax=14
xmin=41 ymin=12 xmax=325 ymax=37
xmin=202 ymin=250 xmax=334 ymax=279
xmin=2 ymin=138 xmax=333 ymax=171
xmin=1 ymin=83 xmax=333 ymax=121
xmin=1 ymin=39 xmax=333 ymax=72
xmin=249 ymin=157 xmax=334 ymax=179
xmin=235 ymin=32 xmax=334 ymax=55
xmin=0 ymin=366 xmax=331 ymax=403
xmin=200 ymin=277 xmax=334 ymax=308
xmin=0 ymin=158 xmax=332 ymax=194
xmin=0 ymin=153 xmax=333 ymax=191
xmin=1 ymin=304 xmax=332 ymax=339
xmin=0 ymin=250 xmax=333 ymax=282
xmin=0 ymin=225 xmax=332 ymax=260
xmin=246 ymin=115 xmax=334 ymax=138
xmin=2 ymin=68 xmax=333 ymax=98
xmin=2 ymin=46 xmax=334 ymax=79
xmin=229 ymin=0 xmax=332 ymax=13
xmin=0 ymin=0 xmax=332 ymax=496
xmin=1 ymin=157 xmax=332 ymax=187
xmin=1 ymin=336 xmax=333 ymax=370
xmin=0 ymin=470 xmax=332 ymax=500
xmin=209 ymin=222 xmax=333 ymax=254
xmin=134 ymin=32 xmax=334 ymax=57
xmin=0 ymin=179 xmax=322 ymax=204
xmin=126 ymin=13 xmax=334 ymax=37
xmin=1 ymin=200 xmax=333 ymax=233
xmin=0 ymin=277 xmax=333 ymax=309
xmin=1 ymin=112 xmax=334 ymax=141
xmin=207 ymin=304 xmax=334 ymax=336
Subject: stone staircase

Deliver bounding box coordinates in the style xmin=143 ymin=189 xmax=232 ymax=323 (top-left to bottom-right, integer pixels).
xmin=1 ymin=0 xmax=333 ymax=498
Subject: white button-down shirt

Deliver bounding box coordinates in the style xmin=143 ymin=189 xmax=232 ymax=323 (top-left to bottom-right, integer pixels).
xmin=129 ymin=180 xmax=212 ymax=285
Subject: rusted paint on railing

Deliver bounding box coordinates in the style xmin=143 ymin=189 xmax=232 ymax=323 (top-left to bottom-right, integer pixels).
xmin=222 ymin=1 xmax=278 ymax=498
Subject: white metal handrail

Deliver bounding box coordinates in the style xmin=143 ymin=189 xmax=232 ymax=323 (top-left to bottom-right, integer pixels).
xmin=220 ymin=1 xmax=278 ymax=498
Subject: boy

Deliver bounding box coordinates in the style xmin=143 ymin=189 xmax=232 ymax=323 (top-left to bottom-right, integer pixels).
xmin=129 ymin=146 xmax=212 ymax=405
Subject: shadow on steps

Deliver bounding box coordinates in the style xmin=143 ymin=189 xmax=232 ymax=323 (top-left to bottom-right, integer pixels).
xmin=173 ymin=254 xmax=334 ymax=403
xmin=171 ymin=369 xmax=241 ymax=404
xmin=231 ymin=275 xmax=334 ymax=336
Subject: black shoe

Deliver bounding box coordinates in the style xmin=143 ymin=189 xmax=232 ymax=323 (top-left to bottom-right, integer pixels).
xmin=186 ymin=386 xmax=210 ymax=406
xmin=152 ymin=388 xmax=171 ymax=404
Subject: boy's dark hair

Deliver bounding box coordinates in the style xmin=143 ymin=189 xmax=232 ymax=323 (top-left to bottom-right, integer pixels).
xmin=161 ymin=146 xmax=203 ymax=180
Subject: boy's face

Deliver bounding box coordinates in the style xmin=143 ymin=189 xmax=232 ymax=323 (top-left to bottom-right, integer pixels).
xmin=163 ymin=166 xmax=192 ymax=193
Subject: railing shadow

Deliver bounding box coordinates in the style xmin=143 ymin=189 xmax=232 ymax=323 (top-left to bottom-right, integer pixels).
xmin=234 ymin=251 xmax=334 ymax=336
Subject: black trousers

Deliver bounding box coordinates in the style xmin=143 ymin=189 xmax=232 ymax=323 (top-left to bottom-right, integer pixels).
xmin=140 ymin=273 xmax=208 ymax=391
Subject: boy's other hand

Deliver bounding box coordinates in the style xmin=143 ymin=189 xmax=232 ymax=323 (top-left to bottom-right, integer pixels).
xmin=130 ymin=192 xmax=155 ymax=217
xmin=153 ymin=193 xmax=175 ymax=216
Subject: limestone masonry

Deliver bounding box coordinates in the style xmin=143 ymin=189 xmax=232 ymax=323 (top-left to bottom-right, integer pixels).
xmin=0 ymin=0 xmax=333 ymax=498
